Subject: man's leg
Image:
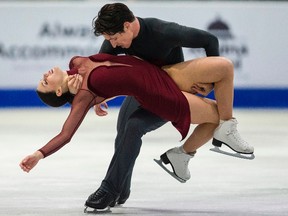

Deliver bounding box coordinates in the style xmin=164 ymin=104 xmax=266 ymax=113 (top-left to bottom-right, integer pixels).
xmin=85 ymin=96 xmax=167 ymax=209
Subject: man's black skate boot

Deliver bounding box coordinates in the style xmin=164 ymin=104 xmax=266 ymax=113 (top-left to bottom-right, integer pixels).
xmin=109 ymin=190 xmax=130 ymax=207
xmin=85 ymin=189 xmax=116 ymax=209
xmin=118 ymin=190 xmax=130 ymax=205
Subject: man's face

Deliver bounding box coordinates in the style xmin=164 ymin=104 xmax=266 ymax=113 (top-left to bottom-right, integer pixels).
xmin=103 ymin=22 xmax=134 ymax=48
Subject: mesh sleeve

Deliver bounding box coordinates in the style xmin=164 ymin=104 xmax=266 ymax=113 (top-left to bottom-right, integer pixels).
xmin=38 ymin=89 xmax=96 ymax=158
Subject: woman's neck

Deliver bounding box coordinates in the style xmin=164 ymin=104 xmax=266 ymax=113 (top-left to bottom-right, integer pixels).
xmin=62 ymin=73 xmax=70 ymax=93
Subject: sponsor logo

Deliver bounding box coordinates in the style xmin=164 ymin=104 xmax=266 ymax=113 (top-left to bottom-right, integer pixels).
xmin=207 ymin=17 xmax=249 ymax=71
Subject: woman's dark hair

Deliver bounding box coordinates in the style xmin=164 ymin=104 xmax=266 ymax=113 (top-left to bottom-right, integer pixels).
xmin=92 ymin=3 xmax=135 ymax=36
xmin=36 ymin=90 xmax=74 ymax=107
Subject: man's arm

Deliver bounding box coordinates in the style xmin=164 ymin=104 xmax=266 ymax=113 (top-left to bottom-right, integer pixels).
xmin=155 ymin=20 xmax=220 ymax=57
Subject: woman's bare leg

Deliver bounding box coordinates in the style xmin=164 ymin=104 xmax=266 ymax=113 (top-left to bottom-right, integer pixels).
xmin=181 ymin=92 xmax=219 ymax=153
xmin=183 ymin=123 xmax=218 ymax=153
xmin=163 ymin=56 xmax=234 ymax=120
xmin=157 ymin=58 xmax=254 ymax=182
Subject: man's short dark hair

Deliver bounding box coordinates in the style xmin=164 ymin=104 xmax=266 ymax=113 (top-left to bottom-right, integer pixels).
xmin=36 ymin=90 xmax=74 ymax=107
xmin=92 ymin=3 xmax=135 ymax=36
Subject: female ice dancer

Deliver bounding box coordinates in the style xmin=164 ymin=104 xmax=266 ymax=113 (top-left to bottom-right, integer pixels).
xmin=20 ymin=53 xmax=253 ymax=210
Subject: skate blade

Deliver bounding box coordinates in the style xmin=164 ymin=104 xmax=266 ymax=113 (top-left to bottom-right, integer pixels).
xmin=84 ymin=206 xmax=111 ymax=214
xmin=153 ymin=159 xmax=186 ymax=183
xmin=210 ymin=147 xmax=255 ymax=160
xmin=112 ymin=204 xmax=124 ymax=208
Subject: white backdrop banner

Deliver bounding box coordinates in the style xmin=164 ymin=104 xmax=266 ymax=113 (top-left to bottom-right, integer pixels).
xmin=0 ymin=1 xmax=288 ymax=89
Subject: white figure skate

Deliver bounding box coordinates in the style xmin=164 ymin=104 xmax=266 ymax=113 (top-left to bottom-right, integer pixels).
xmin=154 ymin=147 xmax=194 ymax=183
xmin=211 ymin=118 xmax=255 ymax=160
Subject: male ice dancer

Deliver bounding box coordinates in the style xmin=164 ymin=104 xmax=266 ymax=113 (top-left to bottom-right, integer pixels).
xmin=85 ymin=2 xmax=254 ymax=211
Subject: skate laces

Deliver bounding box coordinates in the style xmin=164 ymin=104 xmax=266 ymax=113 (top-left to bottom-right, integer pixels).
xmin=227 ymin=122 xmax=249 ymax=149
xmin=90 ymin=189 xmax=106 ymax=200
xmin=177 ymin=147 xmax=192 ymax=166
xmin=184 ymin=158 xmax=189 ymax=166
xmin=182 ymin=155 xmax=192 ymax=166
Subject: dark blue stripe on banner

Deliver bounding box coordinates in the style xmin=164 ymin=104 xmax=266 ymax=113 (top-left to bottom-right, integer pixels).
xmin=0 ymin=89 xmax=126 ymax=108
xmin=0 ymin=88 xmax=287 ymax=108
xmin=234 ymin=89 xmax=288 ymax=108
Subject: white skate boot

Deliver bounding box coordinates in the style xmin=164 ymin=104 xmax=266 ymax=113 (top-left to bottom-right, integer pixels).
xmin=211 ymin=118 xmax=255 ymax=160
xmin=154 ymin=146 xmax=194 ymax=183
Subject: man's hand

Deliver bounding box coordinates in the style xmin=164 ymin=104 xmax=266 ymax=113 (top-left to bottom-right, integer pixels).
xmin=190 ymin=83 xmax=214 ymax=96
xmin=19 ymin=151 xmax=44 ymax=173
xmin=94 ymin=102 xmax=109 ymax=116
xmin=68 ymin=74 xmax=83 ymax=95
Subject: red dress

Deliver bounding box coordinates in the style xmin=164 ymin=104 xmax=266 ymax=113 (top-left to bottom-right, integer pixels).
xmin=39 ymin=54 xmax=190 ymax=157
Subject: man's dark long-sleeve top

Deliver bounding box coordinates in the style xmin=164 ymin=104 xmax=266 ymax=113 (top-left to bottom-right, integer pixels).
xmin=99 ymin=17 xmax=219 ymax=66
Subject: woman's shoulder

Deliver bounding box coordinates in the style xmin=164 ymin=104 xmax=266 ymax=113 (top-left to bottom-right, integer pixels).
xmin=69 ymin=56 xmax=86 ymax=69
xmin=89 ymin=53 xmax=116 ymax=62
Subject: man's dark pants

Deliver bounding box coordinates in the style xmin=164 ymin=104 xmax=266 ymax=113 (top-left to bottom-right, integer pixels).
xmin=99 ymin=96 xmax=167 ymax=198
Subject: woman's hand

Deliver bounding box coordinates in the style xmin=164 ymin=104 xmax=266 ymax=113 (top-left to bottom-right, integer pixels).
xmin=19 ymin=151 xmax=44 ymax=173
xmin=191 ymin=83 xmax=214 ymax=96
xmin=94 ymin=102 xmax=109 ymax=116
xmin=68 ymin=74 xmax=83 ymax=95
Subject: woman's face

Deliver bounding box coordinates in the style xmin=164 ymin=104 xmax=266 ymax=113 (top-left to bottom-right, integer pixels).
xmin=37 ymin=67 xmax=66 ymax=93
